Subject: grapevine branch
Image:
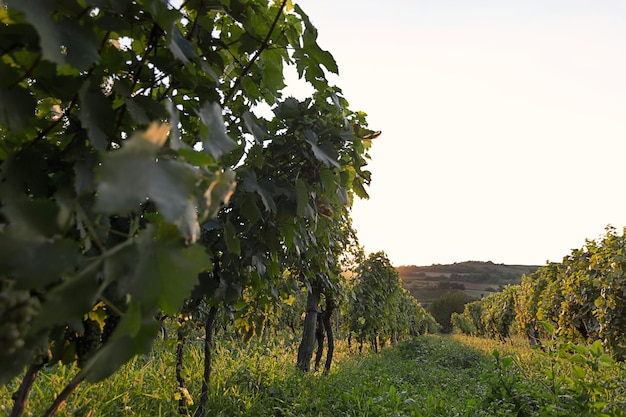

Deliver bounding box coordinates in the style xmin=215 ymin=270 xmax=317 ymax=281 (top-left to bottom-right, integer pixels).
xmin=9 ymin=360 xmax=45 ymax=417
xmin=185 ymin=0 xmax=204 ymax=41
xmin=222 ymin=0 xmax=288 ymax=106
xmin=42 ymin=374 xmax=84 ymax=417
xmin=7 ymin=55 xmax=41 ymax=89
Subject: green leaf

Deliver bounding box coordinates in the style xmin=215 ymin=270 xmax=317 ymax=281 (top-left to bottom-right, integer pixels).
xmin=295 ymin=178 xmax=308 ymax=216
xmin=166 ymin=99 xmax=187 ymax=151
xmin=240 ymin=193 xmax=262 ymax=223
xmin=31 ymin=263 xmax=101 ymax=331
xmin=125 ymin=97 xmax=151 ymax=125
xmin=336 ymin=186 xmax=349 ymax=205
xmin=176 ymin=147 xmax=215 ymax=166
xmin=103 ymin=240 xmax=139 ymax=288
xmin=78 ymin=82 xmax=115 ymax=151
xmin=224 ymin=220 xmax=241 ymax=255
xmin=242 ymin=112 xmax=266 ymax=143
xmin=589 ymin=339 xmax=604 ymax=358
xmin=197 ymin=102 xmax=237 ymax=159
xmin=280 ymin=222 xmax=296 ymax=250
xmin=144 ymin=0 xmax=179 ymax=31
xmin=259 ymin=48 xmax=286 ymax=94
xmin=241 ymin=170 xmax=276 ymax=212
xmin=0 ymin=22 xmax=39 ymax=60
xmin=7 ymin=0 xmax=99 ymax=70
xmin=352 ymin=178 xmax=369 ymax=199
xmin=303 ymin=130 xmax=339 ymax=168
xmin=541 ymin=321 xmax=555 ymax=335
xmin=307 ymin=42 xmax=338 ymax=74
xmin=0 ymin=86 xmax=36 ymax=131
xmin=119 ymin=227 xmax=210 ymax=315
xmin=95 ymin=133 xmax=202 ymax=243
xmin=0 ymin=60 xmax=21 ymax=89
xmin=168 ymin=24 xmax=197 ymax=63
xmin=0 ymin=227 xmax=81 ymax=289
xmin=1 ymin=197 xmax=63 ymax=238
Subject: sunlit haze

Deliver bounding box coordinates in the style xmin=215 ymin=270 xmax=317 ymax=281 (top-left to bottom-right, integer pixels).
xmin=289 ymin=0 xmax=626 ymax=267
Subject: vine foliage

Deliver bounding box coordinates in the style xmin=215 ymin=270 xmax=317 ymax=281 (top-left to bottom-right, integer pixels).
xmin=0 ymin=0 xmax=376 ymax=394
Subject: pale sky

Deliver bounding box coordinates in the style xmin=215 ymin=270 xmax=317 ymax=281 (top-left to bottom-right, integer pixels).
xmin=294 ymin=0 xmax=626 ymax=266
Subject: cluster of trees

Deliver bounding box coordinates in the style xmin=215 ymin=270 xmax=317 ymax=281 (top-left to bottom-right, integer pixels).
xmin=452 ymin=226 xmax=626 ymax=358
xmin=0 ymin=1 xmax=436 ymax=415
xmin=437 ymin=281 xmax=465 ymax=290
xmin=397 ymin=262 xmax=537 ymax=285
xmin=428 ymin=290 xmax=474 ymax=333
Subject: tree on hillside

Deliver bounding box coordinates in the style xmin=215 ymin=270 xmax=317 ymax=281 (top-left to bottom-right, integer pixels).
xmin=428 ymin=290 xmax=474 ymax=333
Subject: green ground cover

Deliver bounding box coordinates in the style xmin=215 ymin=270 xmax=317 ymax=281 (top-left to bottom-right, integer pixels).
xmin=2 ymin=332 xmax=625 ymax=416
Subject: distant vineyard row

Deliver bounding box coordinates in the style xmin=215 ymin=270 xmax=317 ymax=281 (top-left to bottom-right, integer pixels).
xmin=452 ymin=226 xmax=626 ymax=358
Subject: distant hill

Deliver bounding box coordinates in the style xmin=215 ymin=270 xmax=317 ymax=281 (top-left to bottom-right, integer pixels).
xmin=397 ymin=261 xmax=541 ymax=306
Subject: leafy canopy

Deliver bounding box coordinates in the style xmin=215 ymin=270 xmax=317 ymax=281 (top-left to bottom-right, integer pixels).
xmin=0 ymin=0 xmax=376 ymax=385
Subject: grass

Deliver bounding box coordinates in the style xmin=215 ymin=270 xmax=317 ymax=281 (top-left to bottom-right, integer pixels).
xmin=2 ymin=330 xmax=625 ymax=416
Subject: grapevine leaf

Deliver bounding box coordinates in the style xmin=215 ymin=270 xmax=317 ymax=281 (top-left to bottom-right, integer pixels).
xmin=295 ymin=178 xmax=308 ymax=216
xmin=241 ymin=170 xmax=276 ymax=212
xmin=280 ymin=223 xmax=296 ymax=250
xmin=0 ymin=61 xmax=21 ymax=88
xmin=336 ymin=186 xmax=350 ymax=205
xmin=31 ymin=265 xmax=101 ymax=331
xmin=95 ymin=135 xmax=159 ymax=212
xmin=176 ymin=148 xmax=214 ymax=166
xmin=144 ymin=0 xmax=179 ymax=30
xmin=0 ymin=226 xmax=81 ymax=289
xmin=130 ymin=96 xmax=167 ymax=121
xmin=124 ymin=97 xmax=151 ymax=125
xmin=166 ymin=99 xmax=187 ymax=150
xmin=240 ymin=193 xmax=262 ymax=223
xmin=74 ymin=151 xmax=99 ymax=195
xmin=118 ymin=227 xmax=210 ymax=315
xmin=352 ymin=178 xmax=369 ymax=199
xmin=259 ymin=48 xmax=286 ymax=94
xmin=151 ymin=159 xmax=200 ymax=237
xmin=6 ymin=0 xmax=99 ymax=70
xmin=306 ymin=40 xmax=338 ymax=74
xmin=168 ymin=24 xmax=197 ymax=63
xmin=224 ymin=220 xmax=241 ymax=255
xmin=1 ymin=197 xmax=62 ymax=238
xmin=242 ymin=111 xmax=266 ymax=143
xmin=103 ymin=239 xmax=138 ymax=288
xmin=196 ymin=102 xmax=237 ymax=159
xmin=304 ymin=130 xmax=340 ymax=168
xmin=95 ymin=132 xmax=202 ymax=242
xmin=0 ymin=86 xmax=36 ymax=131
xmin=0 ymin=22 xmax=39 ymax=57
xmin=77 ymin=83 xmax=115 ymax=151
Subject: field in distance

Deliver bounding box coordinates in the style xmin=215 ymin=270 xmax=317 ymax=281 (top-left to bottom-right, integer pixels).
xmin=397 ymin=261 xmax=540 ymax=306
